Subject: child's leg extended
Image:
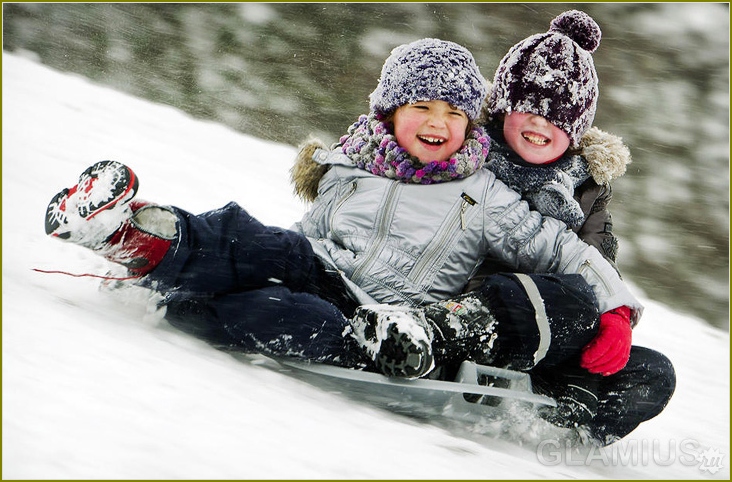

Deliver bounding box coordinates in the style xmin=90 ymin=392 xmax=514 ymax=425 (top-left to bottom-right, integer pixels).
xmin=164 ymin=286 xmax=366 ymax=368
xmin=45 ymin=162 xmax=346 ymax=304
xmin=149 ymin=201 xmax=335 ymax=297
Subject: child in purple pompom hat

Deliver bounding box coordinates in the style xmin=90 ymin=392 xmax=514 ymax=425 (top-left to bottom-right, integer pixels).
xmin=463 ymin=11 xmax=673 ymax=443
xmin=480 ymin=10 xmax=629 ymax=230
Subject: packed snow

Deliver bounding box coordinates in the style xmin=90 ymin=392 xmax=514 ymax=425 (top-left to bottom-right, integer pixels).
xmin=3 ymin=52 xmax=729 ymax=479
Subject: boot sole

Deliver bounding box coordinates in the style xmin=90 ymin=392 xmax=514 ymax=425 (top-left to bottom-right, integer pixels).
xmin=45 ymin=160 xmax=138 ymax=237
xmin=376 ymin=323 xmax=435 ymax=379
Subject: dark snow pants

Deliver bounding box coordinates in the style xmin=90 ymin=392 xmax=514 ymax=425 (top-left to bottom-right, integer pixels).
xmin=142 ymin=202 xmax=362 ymax=364
xmin=452 ymin=272 xmax=675 ymax=445
xmin=530 ymin=346 xmax=676 ymax=444
xmin=590 ymin=346 xmax=675 ymax=443
xmin=423 ymin=271 xmax=674 ymax=444
xmin=457 ymin=272 xmax=602 ymax=370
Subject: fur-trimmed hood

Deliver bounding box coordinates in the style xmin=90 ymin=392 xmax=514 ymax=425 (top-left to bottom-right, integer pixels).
xmin=291 ymin=136 xmax=330 ymax=203
xmin=573 ymin=125 xmax=631 ymax=185
xmin=290 ymin=119 xmax=631 ymax=204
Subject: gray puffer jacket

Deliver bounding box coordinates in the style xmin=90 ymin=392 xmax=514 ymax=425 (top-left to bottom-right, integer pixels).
xmin=291 ymin=142 xmax=642 ymax=322
xmin=464 ymin=126 xmax=631 ymax=293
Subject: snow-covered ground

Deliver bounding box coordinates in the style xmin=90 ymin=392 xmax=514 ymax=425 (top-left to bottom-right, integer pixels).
xmin=3 ymin=52 xmax=729 ymax=479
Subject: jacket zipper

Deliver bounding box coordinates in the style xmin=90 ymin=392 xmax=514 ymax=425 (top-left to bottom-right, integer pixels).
xmin=350 ymin=181 xmax=400 ymax=283
xmin=329 ymin=180 xmax=358 ymax=239
xmin=410 ymin=193 xmax=474 ymax=287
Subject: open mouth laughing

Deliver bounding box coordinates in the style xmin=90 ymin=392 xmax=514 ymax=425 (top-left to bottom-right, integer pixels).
xmin=418 ymin=135 xmax=446 ymax=146
xmin=522 ymin=132 xmax=550 ymax=146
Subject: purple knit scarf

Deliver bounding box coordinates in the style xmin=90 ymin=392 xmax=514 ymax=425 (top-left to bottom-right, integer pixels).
xmin=337 ymin=112 xmax=490 ymax=184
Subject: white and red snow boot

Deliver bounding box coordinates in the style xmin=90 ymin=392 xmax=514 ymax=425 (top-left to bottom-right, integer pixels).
xmin=45 ymin=160 xmax=177 ymax=277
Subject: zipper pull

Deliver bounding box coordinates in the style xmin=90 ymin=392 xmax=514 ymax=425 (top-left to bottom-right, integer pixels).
xmin=461 ymin=201 xmax=468 ymax=230
xmin=459 ymin=192 xmax=476 ymax=231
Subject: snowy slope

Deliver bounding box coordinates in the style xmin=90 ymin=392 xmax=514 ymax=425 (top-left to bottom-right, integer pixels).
xmin=2 ymin=52 xmax=729 ymax=479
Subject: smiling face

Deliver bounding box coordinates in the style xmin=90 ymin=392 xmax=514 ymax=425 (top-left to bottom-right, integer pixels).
xmin=392 ymin=100 xmax=469 ymax=164
xmin=502 ymin=112 xmax=570 ymax=165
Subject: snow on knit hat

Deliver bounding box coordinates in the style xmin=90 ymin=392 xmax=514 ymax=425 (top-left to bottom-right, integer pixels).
xmin=369 ymin=38 xmax=487 ymax=121
xmin=488 ymin=10 xmax=602 ymax=147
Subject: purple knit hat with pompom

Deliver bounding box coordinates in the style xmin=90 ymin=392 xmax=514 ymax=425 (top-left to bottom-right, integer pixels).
xmin=488 ymin=10 xmax=602 ymax=146
xmin=369 ymin=38 xmax=487 ymax=121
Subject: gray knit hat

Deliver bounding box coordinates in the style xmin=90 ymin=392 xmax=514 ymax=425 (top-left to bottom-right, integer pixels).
xmin=488 ymin=10 xmax=602 ymax=147
xmin=369 ymin=38 xmax=487 ymax=121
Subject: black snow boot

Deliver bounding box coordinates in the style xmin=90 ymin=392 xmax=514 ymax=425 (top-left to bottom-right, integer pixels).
xmin=531 ymin=362 xmax=601 ymax=429
xmin=349 ymin=304 xmax=435 ymax=379
xmin=421 ymin=290 xmax=502 ymax=367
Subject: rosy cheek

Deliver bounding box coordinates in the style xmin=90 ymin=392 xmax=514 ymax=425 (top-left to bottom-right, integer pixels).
xmin=394 ymin=130 xmax=408 ymax=148
xmin=552 ymin=128 xmax=571 ymax=153
xmin=394 ymin=122 xmax=414 ymax=147
xmin=503 ymin=131 xmax=522 ymax=153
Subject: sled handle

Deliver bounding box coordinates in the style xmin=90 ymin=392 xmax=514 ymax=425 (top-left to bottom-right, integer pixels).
xmin=455 ymin=361 xmax=529 ymax=385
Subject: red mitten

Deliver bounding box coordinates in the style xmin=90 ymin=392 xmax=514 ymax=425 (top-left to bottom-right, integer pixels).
xmin=580 ymin=306 xmax=632 ymax=376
